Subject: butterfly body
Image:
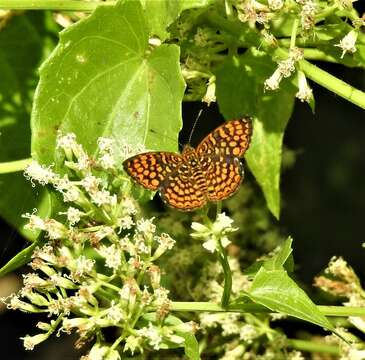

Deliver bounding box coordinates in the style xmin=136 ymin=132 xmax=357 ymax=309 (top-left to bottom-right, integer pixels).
xmin=123 ymin=118 xmax=252 ymax=211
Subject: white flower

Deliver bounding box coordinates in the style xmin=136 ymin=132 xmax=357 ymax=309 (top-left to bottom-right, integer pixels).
xmin=44 ymin=219 xmax=67 ymax=239
xmin=75 ymin=152 xmax=90 ymax=171
xmin=62 ymin=207 xmax=83 ymax=225
xmin=124 ymin=335 xmax=143 ymax=355
xmin=202 ymin=76 xmax=216 ymax=106
xmin=107 ymin=303 xmax=125 ymax=323
xmin=63 ymin=186 xmax=81 ymax=203
xmin=99 ymin=153 xmax=115 ymax=169
xmin=153 ymin=233 xmax=176 ymax=259
xmin=154 ymin=287 xmax=170 ymax=305
xmin=297 ymin=0 xmax=316 ymax=31
xmin=23 ymin=273 xmax=49 ymax=289
xmin=22 ymin=212 xmax=46 ymax=232
xmin=97 ymin=137 xmax=114 ymax=153
xmin=264 ymin=68 xmax=283 ymax=90
xmin=221 ymin=345 xmax=245 ymax=360
xmin=190 ymin=222 xmax=210 ymax=238
xmin=98 ymin=244 xmax=122 ymax=270
xmin=81 ymin=175 xmax=100 ymax=193
xmin=296 ymin=71 xmax=313 ymax=103
xmin=134 ymin=234 xmax=150 ymax=254
xmin=202 ymin=239 xmax=217 ymax=253
xmin=136 ymin=218 xmax=156 ymax=234
xmin=118 ymin=215 xmax=134 ymax=230
xmin=335 ymin=30 xmax=358 ymax=58
xmin=121 ymin=197 xmax=137 ymax=215
xmin=24 ymin=161 xmax=57 ymax=186
xmin=119 ymin=281 xmax=137 ymax=301
xmin=74 ymin=256 xmax=95 ymax=277
xmin=239 ymin=324 xmax=258 ymax=342
xmin=213 ymin=213 xmax=236 ymax=233
xmin=268 ymin=0 xmax=283 ymax=10
xmin=90 ymin=189 xmax=117 ymax=207
xmin=137 ymin=323 xmax=162 ymax=350
xmin=56 ymin=133 xmax=77 ymax=150
xmin=22 ymin=333 xmax=49 ymax=350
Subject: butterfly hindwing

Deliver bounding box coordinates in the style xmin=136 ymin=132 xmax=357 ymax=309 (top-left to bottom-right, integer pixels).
xmin=123 ymin=152 xmax=183 ymax=190
xmin=159 ymin=168 xmax=207 ymax=211
xmin=206 ymin=156 xmax=243 ymax=201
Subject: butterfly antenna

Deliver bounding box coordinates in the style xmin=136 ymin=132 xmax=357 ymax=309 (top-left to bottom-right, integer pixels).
xmin=188 ymin=109 xmax=203 ymax=145
xmin=150 ymin=129 xmax=184 ymax=148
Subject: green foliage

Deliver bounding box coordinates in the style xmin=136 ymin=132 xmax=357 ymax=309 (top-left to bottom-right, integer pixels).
xmin=0 ymin=13 xmax=56 ymax=239
xmin=1 ymin=0 xmax=365 ymax=358
xmin=215 ymin=50 xmax=296 ymax=218
xmin=246 ymin=238 xmax=334 ymax=331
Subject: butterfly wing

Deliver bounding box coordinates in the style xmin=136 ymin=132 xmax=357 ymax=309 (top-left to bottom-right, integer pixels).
xmin=159 ymin=163 xmax=207 ymax=211
xmin=196 ymin=118 xmax=251 ymax=202
xmin=196 ymin=118 xmax=252 ymax=158
xmin=205 ymin=156 xmax=243 ymax=201
xmin=123 ymin=152 xmax=183 ymax=190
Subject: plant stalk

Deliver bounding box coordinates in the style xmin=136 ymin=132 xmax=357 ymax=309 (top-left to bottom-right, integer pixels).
xmin=0 ymin=158 xmax=32 ymax=174
xmin=171 ymin=302 xmax=365 ymax=317
xmin=0 ymin=0 xmax=113 ymax=11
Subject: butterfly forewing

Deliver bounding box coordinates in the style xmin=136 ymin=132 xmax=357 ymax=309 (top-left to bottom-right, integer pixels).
xmin=196 ymin=118 xmax=252 ymax=158
xmin=123 ymin=152 xmax=183 ymax=190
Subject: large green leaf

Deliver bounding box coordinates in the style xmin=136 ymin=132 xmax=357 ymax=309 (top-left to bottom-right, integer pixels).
xmin=215 ymin=49 xmax=296 ymax=218
xmin=31 ymin=0 xmax=185 ymax=166
xmin=0 ymin=13 xmax=56 ymax=240
xmin=248 ymin=267 xmax=334 ymax=331
xmin=141 ymin=0 xmax=213 ymax=41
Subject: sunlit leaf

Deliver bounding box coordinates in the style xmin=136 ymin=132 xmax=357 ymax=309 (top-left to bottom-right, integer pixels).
xmin=31 ymin=0 xmax=185 ymax=167
xmin=141 ymin=0 xmax=213 ymax=41
xmin=248 ymin=267 xmax=334 ymax=331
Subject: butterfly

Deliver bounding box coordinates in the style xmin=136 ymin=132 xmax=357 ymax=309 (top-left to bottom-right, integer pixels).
xmin=123 ymin=118 xmax=252 ymax=211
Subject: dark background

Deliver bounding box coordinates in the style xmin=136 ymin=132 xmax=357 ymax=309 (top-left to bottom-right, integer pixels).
xmin=1 ymin=5 xmax=365 ymax=360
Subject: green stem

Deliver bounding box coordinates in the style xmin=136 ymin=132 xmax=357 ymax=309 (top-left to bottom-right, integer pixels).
xmin=170 ymin=302 xmax=365 ymax=317
xmin=0 ymin=158 xmax=32 ymax=174
xmin=299 ymin=58 xmax=365 ymax=110
xmin=302 ymin=48 xmax=339 ymax=63
xmin=217 ymin=242 xmax=232 ymax=308
xmin=287 ymin=339 xmax=340 ymax=355
xmin=290 ymin=19 xmax=299 ymax=49
xmin=0 ymin=0 xmax=114 ymax=11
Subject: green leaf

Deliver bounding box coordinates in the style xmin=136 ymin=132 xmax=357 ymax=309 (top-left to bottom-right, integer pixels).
xmin=215 ymin=49 xmax=296 ymax=218
xmin=141 ymin=0 xmax=213 ymax=41
xmin=31 ymin=0 xmax=185 ymax=167
xmin=0 ymin=235 xmax=46 ymax=277
xmin=263 ymin=236 xmax=293 ymax=271
xmin=247 ymin=267 xmax=334 ymax=331
xmin=0 ymin=13 xmax=56 ymax=240
xmin=164 ymin=315 xmax=200 ymax=360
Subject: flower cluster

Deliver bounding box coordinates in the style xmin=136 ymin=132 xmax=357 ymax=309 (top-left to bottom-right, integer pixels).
xmin=3 ymin=134 xmax=195 ymax=358
xmin=264 ymin=47 xmax=304 ymax=91
xmin=191 ymin=212 xmax=238 ymax=253
xmin=314 ymin=256 xmax=365 ymax=358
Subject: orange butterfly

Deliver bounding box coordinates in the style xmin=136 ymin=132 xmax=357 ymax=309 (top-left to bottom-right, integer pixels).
xmin=123 ymin=118 xmax=252 ymax=211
